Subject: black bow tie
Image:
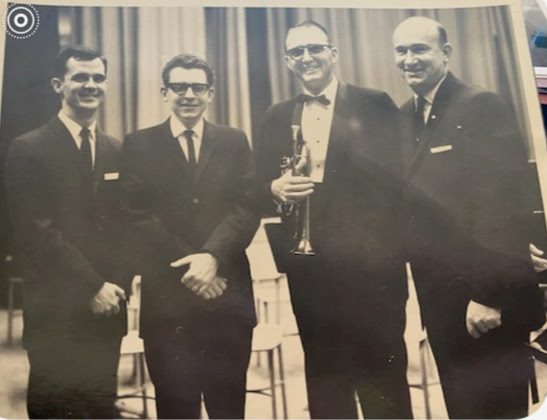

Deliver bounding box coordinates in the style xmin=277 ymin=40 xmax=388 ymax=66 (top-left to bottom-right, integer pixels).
xmin=297 ymin=93 xmax=331 ymax=106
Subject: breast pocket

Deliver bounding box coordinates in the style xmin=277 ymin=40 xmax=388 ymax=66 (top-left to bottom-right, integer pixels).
xmin=97 ymin=173 xmax=121 ymax=217
xmin=429 ymin=144 xmax=453 ymax=155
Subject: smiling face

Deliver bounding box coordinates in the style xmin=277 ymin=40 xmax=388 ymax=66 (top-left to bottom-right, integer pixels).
xmin=285 ymin=25 xmax=338 ymax=95
xmin=393 ymin=18 xmax=452 ymax=97
xmin=161 ymin=67 xmax=214 ymax=128
xmin=51 ymin=57 xmax=107 ymax=118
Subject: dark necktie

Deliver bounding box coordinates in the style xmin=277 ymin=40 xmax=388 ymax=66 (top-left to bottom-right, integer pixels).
xmin=80 ymin=127 xmax=93 ymax=178
xmin=414 ymin=95 xmax=426 ymax=135
xmin=183 ymin=130 xmax=197 ymax=178
xmin=297 ymin=93 xmax=331 ymax=106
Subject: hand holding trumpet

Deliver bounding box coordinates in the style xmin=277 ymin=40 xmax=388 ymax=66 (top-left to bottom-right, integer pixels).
xmin=271 ymin=160 xmax=314 ymax=204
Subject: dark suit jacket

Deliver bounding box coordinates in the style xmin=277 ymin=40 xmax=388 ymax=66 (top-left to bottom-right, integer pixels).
xmin=4 ymin=116 xmax=130 ymax=348
xmin=255 ymin=82 xmax=407 ymax=307
xmin=120 ymin=119 xmax=258 ymax=339
xmin=401 ymin=72 xmax=545 ymax=332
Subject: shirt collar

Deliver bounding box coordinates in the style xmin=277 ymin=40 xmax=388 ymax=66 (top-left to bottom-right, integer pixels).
xmin=414 ymin=72 xmax=448 ymax=106
xmin=303 ymin=77 xmax=338 ymax=104
xmin=58 ymin=110 xmax=97 ymax=141
xmin=169 ymin=115 xmax=205 ymax=140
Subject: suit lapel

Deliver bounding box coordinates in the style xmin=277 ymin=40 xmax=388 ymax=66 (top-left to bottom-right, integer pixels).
xmin=195 ymin=121 xmax=217 ymax=183
xmin=157 ymin=119 xmax=192 ymax=176
xmin=48 ymin=117 xmax=90 ymax=184
xmin=323 ymin=83 xmax=350 ymax=181
xmin=93 ymin=130 xmax=108 ymax=192
xmin=405 ymin=73 xmax=457 ymax=178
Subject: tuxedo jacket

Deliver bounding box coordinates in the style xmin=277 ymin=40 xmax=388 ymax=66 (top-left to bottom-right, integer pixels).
xmin=401 ymin=72 xmax=545 ymax=332
xmin=4 ymin=116 xmax=130 ymax=348
xmin=120 ymin=119 xmax=258 ymax=339
xmin=255 ymin=82 xmax=407 ymax=305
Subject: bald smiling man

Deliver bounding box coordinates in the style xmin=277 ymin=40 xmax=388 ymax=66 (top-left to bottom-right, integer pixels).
xmin=394 ymin=16 xmax=545 ymax=419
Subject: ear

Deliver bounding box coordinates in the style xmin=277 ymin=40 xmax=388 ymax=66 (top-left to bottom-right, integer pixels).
xmin=285 ymin=55 xmax=295 ymax=72
xmin=51 ymin=77 xmax=63 ymax=95
xmin=160 ymin=86 xmax=168 ymax=102
xmin=442 ymin=43 xmax=453 ymax=60
xmin=330 ymin=46 xmax=339 ymax=64
xmin=206 ymin=86 xmax=215 ymax=103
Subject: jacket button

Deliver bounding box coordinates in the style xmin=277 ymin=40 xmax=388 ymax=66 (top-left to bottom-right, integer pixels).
xmin=175 ymin=326 xmax=184 ymax=335
xmin=192 ymin=198 xmax=199 ymax=204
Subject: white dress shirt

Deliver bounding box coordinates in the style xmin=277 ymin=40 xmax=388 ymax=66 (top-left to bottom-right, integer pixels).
xmin=58 ymin=111 xmax=97 ymax=168
xmin=300 ymin=78 xmax=338 ymax=183
xmin=414 ymin=73 xmax=448 ymax=124
xmin=169 ymin=115 xmax=204 ymax=163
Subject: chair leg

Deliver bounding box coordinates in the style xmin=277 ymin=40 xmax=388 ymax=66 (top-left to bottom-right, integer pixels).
xmin=268 ymin=350 xmax=278 ymax=419
xmin=274 ymin=276 xmax=282 ymax=324
xmin=255 ymin=298 xmax=262 ymax=368
xmin=7 ymin=280 xmax=14 ymax=346
xmin=419 ymin=341 xmax=432 ymax=419
xmin=277 ymin=346 xmax=288 ymax=419
xmin=138 ymin=353 xmax=149 ymax=419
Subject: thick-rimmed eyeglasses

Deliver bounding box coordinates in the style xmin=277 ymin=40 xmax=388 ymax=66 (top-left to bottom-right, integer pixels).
xmin=166 ymin=83 xmax=210 ymax=95
xmin=286 ymin=44 xmax=331 ymax=60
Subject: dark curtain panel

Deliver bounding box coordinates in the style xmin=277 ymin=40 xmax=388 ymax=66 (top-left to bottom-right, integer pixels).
xmin=0 ymin=5 xmax=60 ymax=306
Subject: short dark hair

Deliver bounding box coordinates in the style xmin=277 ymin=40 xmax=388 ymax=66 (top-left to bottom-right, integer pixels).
xmin=161 ymin=54 xmax=215 ymax=87
xmin=54 ymin=46 xmax=107 ymax=79
xmin=285 ymin=20 xmax=332 ymax=49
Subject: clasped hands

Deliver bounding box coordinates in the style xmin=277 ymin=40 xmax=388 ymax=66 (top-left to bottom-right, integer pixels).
xmin=171 ymin=253 xmax=227 ymax=300
xmin=90 ymin=282 xmax=126 ymax=317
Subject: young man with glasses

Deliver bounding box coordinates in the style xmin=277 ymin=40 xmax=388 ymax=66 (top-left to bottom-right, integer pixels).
xmin=119 ymin=53 xmax=258 ymax=419
xmin=255 ymin=20 xmax=412 ymax=418
xmin=5 ymin=46 xmax=131 ymax=418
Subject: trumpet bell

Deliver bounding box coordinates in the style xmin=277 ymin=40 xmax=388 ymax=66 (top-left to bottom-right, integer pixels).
xmin=292 ymin=239 xmax=315 ymax=256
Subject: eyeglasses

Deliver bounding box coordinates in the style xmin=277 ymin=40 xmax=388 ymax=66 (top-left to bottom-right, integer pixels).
xmin=166 ymin=83 xmax=210 ymax=95
xmin=286 ymin=44 xmax=331 ymax=60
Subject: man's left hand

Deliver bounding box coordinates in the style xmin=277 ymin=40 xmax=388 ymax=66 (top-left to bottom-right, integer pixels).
xmin=530 ymin=243 xmax=547 ymax=273
xmin=466 ymin=300 xmax=502 ymax=339
xmin=170 ymin=252 xmax=219 ymax=293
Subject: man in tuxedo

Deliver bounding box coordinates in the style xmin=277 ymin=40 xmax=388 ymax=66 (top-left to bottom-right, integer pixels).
xmin=393 ymin=16 xmax=545 ymax=418
xmin=255 ymin=21 xmax=412 ymax=419
xmin=119 ymin=54 xmax=258 ymax=419
xmin=4 ymin=46 xmax=130 ymax=418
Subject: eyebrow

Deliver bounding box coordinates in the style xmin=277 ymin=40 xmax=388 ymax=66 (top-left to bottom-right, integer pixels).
xmin=394 ymin=43 xmax=431 ymax=50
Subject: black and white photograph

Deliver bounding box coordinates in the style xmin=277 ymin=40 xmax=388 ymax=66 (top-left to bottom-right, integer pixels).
xmin=1 ymin=0 xmax=547 ymax=418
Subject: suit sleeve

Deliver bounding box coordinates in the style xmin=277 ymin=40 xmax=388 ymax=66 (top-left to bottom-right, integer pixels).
xmin=119 ymin=134 xmax=196 ymax=274
xmin=463 ymin=92 xmax=542 ymax=316
xmin=202 ymin=133 xmax=260 ymax=267
xmin=5 ymin=138 xmax=104 ymax=301
xmin=254 ymin=106 xmax=285 ymax=217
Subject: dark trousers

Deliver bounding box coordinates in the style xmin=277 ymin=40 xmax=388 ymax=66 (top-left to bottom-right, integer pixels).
xmin=412 ymin=259 xmax=531 ymax=419
xmin=144 ymin=323 xmax=253 ymax=419
xmin=287 ymin=262 xmax=412 ymax=419
xmin=26 ymin=328 xmax=122 ymax=419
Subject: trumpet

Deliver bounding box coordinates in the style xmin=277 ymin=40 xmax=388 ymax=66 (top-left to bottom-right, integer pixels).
xmin=279 ymin=125 xmax=315 ymax=256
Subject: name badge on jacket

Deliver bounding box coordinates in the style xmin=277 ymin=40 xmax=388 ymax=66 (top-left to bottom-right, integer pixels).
xmin=430 ymin=145 xmax=453 ymax=154
xmin=104 ymin=172 xmax=119 ymax=181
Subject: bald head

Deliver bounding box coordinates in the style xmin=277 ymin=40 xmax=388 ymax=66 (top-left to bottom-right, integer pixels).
xmin=393 ymin=16 xmax=452 ymax=96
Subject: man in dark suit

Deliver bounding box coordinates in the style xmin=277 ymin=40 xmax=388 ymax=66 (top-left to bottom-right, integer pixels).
xmin=255 ymin=21 xmax=412 ymax=419
xmin=119 ymin=54 xmax=258 ymax=419
xmin=393 ymin=16 xmax=545 ymax=418
xmin=4 ymin=46 xmax=130 ymax=419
